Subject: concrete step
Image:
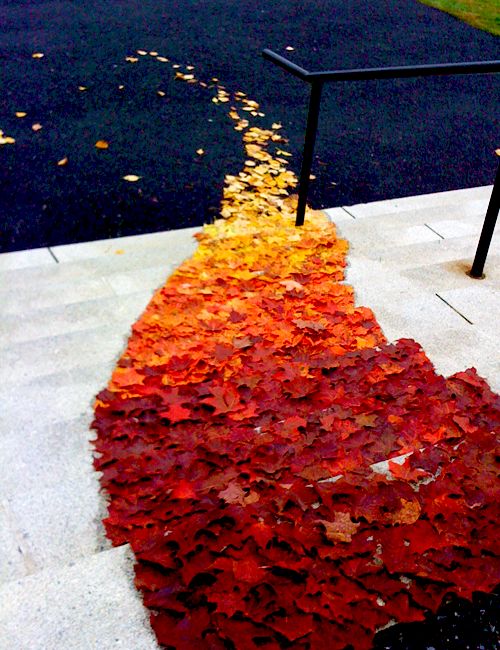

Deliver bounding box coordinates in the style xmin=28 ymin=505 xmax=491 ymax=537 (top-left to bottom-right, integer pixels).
xmin=0 ymin=545 xmax=158 ymax=650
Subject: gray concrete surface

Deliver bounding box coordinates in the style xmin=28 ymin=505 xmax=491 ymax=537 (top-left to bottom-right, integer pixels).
xmin=0 ymin=188 xmax=498 ymax=648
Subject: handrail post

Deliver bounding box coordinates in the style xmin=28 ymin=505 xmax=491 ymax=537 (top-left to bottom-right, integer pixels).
xmin=468 ymin=156 xmax=500 ymax=278
xmin=296 ymin=81 xmax=323 ymax=226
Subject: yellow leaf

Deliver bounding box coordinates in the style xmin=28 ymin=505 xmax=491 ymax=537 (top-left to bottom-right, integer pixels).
xmin=78 ymin=86 xmax=87 ymax=91
xmin=0 ymin=131 xmax=15 ymax=145
xmin=496 ymin=148 xmax=500 ymax=157
xmin=186 ymin=65 xmax=195 ymax=70
xmin=212 ymin=77 xmax=219 ymax=82
xmin=149 ymin=51 xmax=158 ymax=56
xmin=32 ymin=123 xmax=42 ymax=132
xmin=125 ymin=56 xmax=138 ymax=63
xmin=15 ymin=112 xmax=27 ymax=118
xmin=115 ymin=249 xmax=125 ymax=255
xmin=172 ymin=64 xmax=180 ymax=69
xmin=118 ymin=85 xmax=125 ymax=90
xmin=157 ymin=90 xmax=166 ymax=97
xmin=285 ymin=46 xmax=295 ymax=51
xmin=156 ymin=56 xmax=169 ymax=62
xmin=137 ymin=49 xmax=147 ymax=55
xmin=57 ymin=157 xmax=68 ymax=166
xmin=32 ymin=52 xmax=44 ymax=58
xmin=272 ymin=122 xmax=282 ymax=129
xmin=95 ymin=140 xmax=109 ymax=149
xmin=123 ymin=174 xmax=141 ymax=182
xmin=196 ymin=148 xmax=205 ymax=155
xmin=309 ymin=174 xmax=316 ymax=180
xmin=212 ymin=97 xmax=219 ymax=103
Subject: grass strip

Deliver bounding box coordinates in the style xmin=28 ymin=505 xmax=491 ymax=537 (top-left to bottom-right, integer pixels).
xmin=419 ymin=0 xmax=500 ymax=36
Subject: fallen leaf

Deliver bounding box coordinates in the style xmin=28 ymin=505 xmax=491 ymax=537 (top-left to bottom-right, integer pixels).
xmin=115 ymin=249 xmax=125 ymax=255
xmin=123 ymin=174 xmax=141 ymax=182
xmin=137 ymin=49 xmax=147 ymax=55
xmin=125 ymin=56 xmax=138 ymax=63
xmin=15 ymin=112 xmax=27 ymax=118
xmin=320 ymin=513 xmax=360 ymax=543
xmin=32 ymin=52 xmax=44 ymax=58
xmin=285 ymin=46 xmax=295 ymax=51
xmin=196 ymin=148 xmax=205 ymax=155
xmin=57 ymin=157 xmax=68 ymax=166
xmin=95 ymin=140 xmax=109 ymax=149
xmin=149 ymin=51 xmax=158 ymax=56
xmin=0 ymin=131 xmax=15 ymax=145
xmin=31 ymin=123 xmax=42 ymax=132
xmin=157 ymin=90 xmax=166 ymax=97
xmin=78 ymin=86 xmax=87 ymax=91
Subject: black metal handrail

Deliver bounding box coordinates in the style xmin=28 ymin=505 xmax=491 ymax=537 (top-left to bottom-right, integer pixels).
xmin=262 ymin=49 xmax=500 ymax=277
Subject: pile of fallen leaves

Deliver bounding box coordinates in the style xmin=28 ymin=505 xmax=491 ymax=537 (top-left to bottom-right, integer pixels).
xmin=92 ymin=84 xmax=499 ymax=649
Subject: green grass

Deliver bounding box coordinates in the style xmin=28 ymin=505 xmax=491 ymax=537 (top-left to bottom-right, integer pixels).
xmin=419 ymin=0 xmax=500 ymax=36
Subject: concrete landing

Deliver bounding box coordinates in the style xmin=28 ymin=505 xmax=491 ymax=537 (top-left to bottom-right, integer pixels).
xmin=0 ymin=187 xmax=498 ymax=649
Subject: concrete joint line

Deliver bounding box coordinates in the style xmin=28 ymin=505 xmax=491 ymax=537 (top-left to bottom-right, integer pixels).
xmin=47 ymin=247 xmax=59 ymax=263
xmin=424 ymin=223 xmax=444 ymax=239
xmin=435 ymin=293 xmax=473 ymax=324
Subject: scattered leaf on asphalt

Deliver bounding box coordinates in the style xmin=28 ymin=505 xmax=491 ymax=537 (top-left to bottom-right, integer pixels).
xmin=95 ymin=140 xmax=109 ymax=149
xmin=78 ymin=86 xmax=87 ymax=91
xmin=0 ymin=130 xmax=15 ymax=145
xmin=149 ymin=51 xmax=158 ymax=56
xmin=118 ymin=85 xmax=125 ymax=90
xmin=32 ymin=52 xmax=44 ymax=58
xmin=123 ymin=174 xmax=141 ymax=182
xmin=286 ymin=45 xmax=295 ymax=51
xmin=15 ymin=112 xmax=27 ymax=118
xmin=196 ymin=148 xmax=205 ymax=155
xmin=157 ymin=90 xmax=166 ymax=97
xmin=137 ymin=50 xmax=147 ymax=55
xmin=31 ymin=123 xmax=42 ymax=131
xmin=125 ymin=56 xmax=138 ymax=63
xmin=57 ymin=157 xmax=68 ymax=166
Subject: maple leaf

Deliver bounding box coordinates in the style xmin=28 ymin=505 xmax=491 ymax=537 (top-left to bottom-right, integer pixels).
xmin=293 ymin=318 xmax=326 ymax=331
xmin=218 ymin=483 xmax=246 ymax=505
xmin=320 ymin=512 xmax=360 ymax=543
xmin=390 ymin=498 xmax=421 ymax=525
xmin=202 ymin=384 xmax=241 ymax=414
xmin=160 ymin=403 xmax=191 ymax=423
xmin=171 ymin=480 xmax=197 ymax=499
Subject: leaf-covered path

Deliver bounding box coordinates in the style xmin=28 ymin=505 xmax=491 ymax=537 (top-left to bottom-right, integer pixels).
xmin=92 ymin=125 xmax=499 ymax=649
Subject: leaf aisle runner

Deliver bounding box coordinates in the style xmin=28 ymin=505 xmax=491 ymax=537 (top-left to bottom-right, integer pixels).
xmin=92 ymin=62 xmax=499 ymax=649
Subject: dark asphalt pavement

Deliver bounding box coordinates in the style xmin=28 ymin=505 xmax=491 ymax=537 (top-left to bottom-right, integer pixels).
xmin=0 ymin=1 xmax=498 ymax=252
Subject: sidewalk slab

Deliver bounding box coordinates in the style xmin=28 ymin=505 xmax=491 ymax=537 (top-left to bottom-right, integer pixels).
xmin=0 ymin=545 xmax=158 ymax=650
xmin=0 ymin=247 xmax=55 ymax=272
